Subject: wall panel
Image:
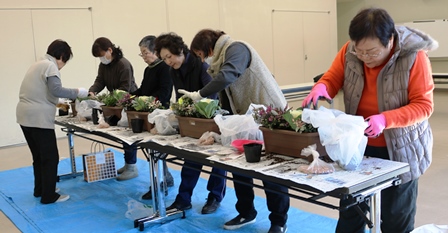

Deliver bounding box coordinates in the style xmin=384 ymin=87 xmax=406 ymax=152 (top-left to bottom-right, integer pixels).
xmin=0 ymin=10 xmax=36 ymax=147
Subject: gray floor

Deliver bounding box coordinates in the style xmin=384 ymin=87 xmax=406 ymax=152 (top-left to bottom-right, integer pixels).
xmin=1 ymin=89 xmax=447 ymax=232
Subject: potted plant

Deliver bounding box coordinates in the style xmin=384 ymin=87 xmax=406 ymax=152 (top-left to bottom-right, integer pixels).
xmin=125 ymin=96 xmax=164 ymax=132
xmin=96 ymin=90 xmax=128 ymax=120
xmin=252 ymin=105 xmax=325 ymax=158
xmin=171 ymin=96 xmax=227 ymax=138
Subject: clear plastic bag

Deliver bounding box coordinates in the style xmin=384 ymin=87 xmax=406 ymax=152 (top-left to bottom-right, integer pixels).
xmin=299 ymin=144 xmax=335 ymax=174
xmin=124 ymin=199 xmax=154 ymax=221
xmin=76 ymin=99 xmax=103 ymax=120
xmin=147 ymin=109 xmax=179 ymax=135
xmin=302 ymin=106 xmax=368 ymax=170
xmin=411 ymin=224 xmax=448 ymax=233
xmin=117 ymin=108 xmax=128 ymax=127
xmin=214 ymin=104 xmax=263 ymax=147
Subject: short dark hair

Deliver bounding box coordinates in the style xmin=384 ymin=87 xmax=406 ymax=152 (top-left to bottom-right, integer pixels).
xmin=349 ymin=7 xmax=395 ymax=47
xmin=154 ymin=32 xmax=189 ymax=59
xmin=139 ymin=35 xmax=156 ymax=52
xmin=190 ymin=29 xmax=225 ymax=57
xmin=91 ymin=37 xmax=123 ymax=60
xmin=46 ymin=39 xmax=72 ymax=63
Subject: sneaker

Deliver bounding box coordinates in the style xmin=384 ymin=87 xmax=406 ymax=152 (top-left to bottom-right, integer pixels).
xmin=55 ymin=194 xmax=70 ymax=203
xmin=201 ymin=196 xmax=220 ymax=214
xmin=117 ymin=164 xmax=127 ymax=174
xmin=34 ymin=187 xmax=60 ymax=198
xmin=166 ymin=201 xmax=192 ymax=212
xmin=116 ymin=164 xmax=138 ymax=181
xmin=223 ymin=215 xmax=256 ymax=230
xmin=268 ymin=224 xmax=287 ymax=233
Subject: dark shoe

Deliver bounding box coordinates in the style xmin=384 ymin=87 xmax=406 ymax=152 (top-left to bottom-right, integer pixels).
xmin=141 ymin=185 xmax=168 ymax=200
xmin=268 ymin=224 xmax=287 ymax=233
xmin=166 ymin=201 xmax=192 ymax=212
xmin=201 ymin=197 xmax=220 ymax=214
xmin=223 ymin=215 xmax=256 ymax=230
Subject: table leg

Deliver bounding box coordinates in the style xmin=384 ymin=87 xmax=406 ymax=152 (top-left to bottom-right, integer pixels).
xmin=369 ymin=191 xmax=381 ymax=233
xmin=134 ymin=149 xmax=184 ymax=231
xmin=58 ymin=128 xmax=83 ymax=180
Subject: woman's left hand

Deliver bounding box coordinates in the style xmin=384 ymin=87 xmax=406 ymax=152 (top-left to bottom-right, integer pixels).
xmin=364 ymin=114 xmax=386 ymax=138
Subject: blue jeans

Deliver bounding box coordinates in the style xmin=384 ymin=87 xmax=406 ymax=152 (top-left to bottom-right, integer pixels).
xmin=174 ymin=161 xmax=226 ymax=205
xmin=123 ymin=144 xmax=137 ymax=164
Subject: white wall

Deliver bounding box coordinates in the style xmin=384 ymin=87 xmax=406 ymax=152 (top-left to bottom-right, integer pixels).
xmin=0 ymin=0 xmax=338 ymax=147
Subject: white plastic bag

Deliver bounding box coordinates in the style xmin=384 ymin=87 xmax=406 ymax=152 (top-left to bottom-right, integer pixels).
xmin=117 ymin=109 xmax=128 ymax=127
xmin=302 ymin=106 xmax=368 ymax=170
xmin=411 ymin=224 xmax=448 ymax=233
xmin=76 ymin=99 xmax=103 ymax=120
xmin=214 ymin=113 xmax=261 ymax=147
xmin=147 ymin=109 xmax=179 ymax=135
xmin=124 ymin=199 xmax=154 ymax=220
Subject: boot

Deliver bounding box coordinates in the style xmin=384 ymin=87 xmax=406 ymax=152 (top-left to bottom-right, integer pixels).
xmin=117 ymin=164 xmax=127 ymax=174
xmin=116 ymin=164 xmax=138 ymax=181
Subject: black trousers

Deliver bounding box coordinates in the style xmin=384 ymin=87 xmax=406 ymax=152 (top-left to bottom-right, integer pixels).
xmin=336 ymin=146 xmax=418 ymax=233
xmin=20 ymin=126 xmax=60 ymax=204
xmin=232 ymin=173 xmax=289 ymax=227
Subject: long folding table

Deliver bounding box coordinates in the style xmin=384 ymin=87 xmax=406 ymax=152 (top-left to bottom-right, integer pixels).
xmin=54 ymin=116 xmax=409 ymax=233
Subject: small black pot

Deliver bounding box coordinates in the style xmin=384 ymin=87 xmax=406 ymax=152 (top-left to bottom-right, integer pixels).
xmin=243 ymin=143 xmax=262 ymax=163
xmin=131 ymin=118 xmax=144 ymax=133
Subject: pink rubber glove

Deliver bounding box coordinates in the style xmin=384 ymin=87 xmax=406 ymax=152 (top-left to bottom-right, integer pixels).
xmin=302 ymin=83 xmax=332 ymax=109
xmin=364 ymin=114 xmax=387 ymax=138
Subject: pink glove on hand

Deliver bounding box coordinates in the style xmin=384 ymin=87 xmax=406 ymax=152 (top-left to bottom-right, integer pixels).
xmin=364 ymin=114 xmax=387 ymax=138
xmin=301 ymin=83 xmax=332 ymax=109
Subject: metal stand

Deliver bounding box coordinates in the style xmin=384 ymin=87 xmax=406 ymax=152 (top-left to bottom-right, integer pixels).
xmin=58 ymin=128 xmax=83 ymax=180
xmin=348 ymin=178 xmax=402 ymax=233
xmin=134 ymin=149 xmax=184 ymax=231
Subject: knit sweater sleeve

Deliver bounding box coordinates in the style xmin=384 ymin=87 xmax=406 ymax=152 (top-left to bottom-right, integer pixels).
xmin=382 ymin=51 xmax=435 ymax=128
xmin=199 ymin=43 xmax=250 ymax=98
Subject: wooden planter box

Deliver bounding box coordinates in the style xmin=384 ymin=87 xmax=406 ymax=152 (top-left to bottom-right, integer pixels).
xmin=176 ymin=116 xmax=220 ymax=139
xmin=126 ymin=111 xmax=154 ymax=132
xmin=260 ymin=127 xmax=326 ymax=159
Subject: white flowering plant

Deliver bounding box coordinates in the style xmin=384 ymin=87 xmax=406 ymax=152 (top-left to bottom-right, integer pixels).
xmin=97 ymin=90 xmax=128 ymax=107
xmin=252 ymin=105 xmax=317 ymax=133
xmin=282 ymin=107 xmax=317 ymax=133
xmin=131 ymin=96 xmax=164 ymax=112
xmin=171 ymin=96 xmax=228 ymax=119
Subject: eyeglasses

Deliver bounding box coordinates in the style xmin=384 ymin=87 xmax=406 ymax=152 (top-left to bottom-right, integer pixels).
xmin=138 ymin=52 xmax=151 ymax=57
xmin=349 ymin=50 xmax=382 ymax=58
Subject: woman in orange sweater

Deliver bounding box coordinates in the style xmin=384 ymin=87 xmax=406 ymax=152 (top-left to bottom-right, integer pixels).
xmin=302 ymin=7 xmax=436 ymax=233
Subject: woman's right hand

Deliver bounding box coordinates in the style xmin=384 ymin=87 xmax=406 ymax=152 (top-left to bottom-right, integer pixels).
xmin=301 ymin=83 xmax=332 ymax=109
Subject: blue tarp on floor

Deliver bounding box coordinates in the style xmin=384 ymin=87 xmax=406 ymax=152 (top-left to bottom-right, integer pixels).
xmin=0 ymin=149 xmax=337 ymax=233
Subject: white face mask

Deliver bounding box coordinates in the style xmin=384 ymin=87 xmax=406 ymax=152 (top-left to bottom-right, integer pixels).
xmin=204 ymin=56 xmax=213 ymax=65
xmin=100 ymin=56 xmax=112 ymax=65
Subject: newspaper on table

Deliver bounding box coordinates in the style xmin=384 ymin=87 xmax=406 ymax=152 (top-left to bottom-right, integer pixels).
xmin=55 ymin=116 xmax=409 ymax=193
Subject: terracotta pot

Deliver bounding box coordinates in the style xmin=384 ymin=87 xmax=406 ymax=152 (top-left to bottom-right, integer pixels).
xmin=259 ymin=127 xmax=326 ymax=159
xmin=176 ymin=116 xmax=220 ymax=139
xmin=126 ymin=111 xmax=154 ymax=132
xmin=100 ymin=106 xmax=123 ymax=120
